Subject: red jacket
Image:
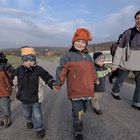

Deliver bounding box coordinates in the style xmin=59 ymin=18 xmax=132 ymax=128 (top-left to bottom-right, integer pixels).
xmin=55 ymin=51 xmax=97 ymax=99
xmin=0 ymin=62 xmax=14 ymax=97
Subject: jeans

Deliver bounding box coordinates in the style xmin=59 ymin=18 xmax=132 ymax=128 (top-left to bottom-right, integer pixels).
xmin=112 ymin=69 xmax=140 ymax=107
xmin=71 ymin=99 xmax=89 ymax=132
xmin=0 ymin=96 xmax=11 ymax=116
xmin=22 ymin=102 xmax=43 ymax=131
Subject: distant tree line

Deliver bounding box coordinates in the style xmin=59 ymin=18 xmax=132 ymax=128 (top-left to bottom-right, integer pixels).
xmin=1 ymin=41 xmax=114 ymax=56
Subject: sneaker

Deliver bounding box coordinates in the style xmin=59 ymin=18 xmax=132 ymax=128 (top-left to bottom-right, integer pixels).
xmin=27 ymin=122 xmax=33 ymax=129
xmin=4 ymin=115 xmax=12 ymax=127
xmin=94 ymin=109 xmax=103 ymax=115
xmin=74 ymin=132 xmax=83 ymax=140
xmin=36 ymin=129 xmax=45 ymax=138
xmin=111 ymin=92 xmax=121 ymax=100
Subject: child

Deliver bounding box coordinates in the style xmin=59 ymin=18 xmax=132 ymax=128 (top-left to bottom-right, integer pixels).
xmin=91 ymin=52 xmax=111 ymax=115
xmin=0 ymin=52 xmax=14 ymax=127
xmin=14 ymin=46 xmax=55 ymax=138
xmin=55 ymin=28 xmax=97 ymax=140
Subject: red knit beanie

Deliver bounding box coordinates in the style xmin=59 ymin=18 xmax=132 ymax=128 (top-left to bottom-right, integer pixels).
xmin=72 ymin=28 xmax=92 ymax=43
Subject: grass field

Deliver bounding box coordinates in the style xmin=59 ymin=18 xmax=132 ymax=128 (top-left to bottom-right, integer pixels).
xmin=7 ymin=55 xmax=22 ymax=68
xmin=6 ymin=55 xmax=60 ymax=68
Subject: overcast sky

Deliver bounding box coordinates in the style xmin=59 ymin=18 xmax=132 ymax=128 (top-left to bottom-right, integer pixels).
xmin=0 ymin=0 xmax=140 ymax=49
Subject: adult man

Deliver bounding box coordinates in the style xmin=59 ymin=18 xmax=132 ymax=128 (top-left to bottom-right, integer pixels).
xmin=111 ymin=10 xmax=140 ymax=110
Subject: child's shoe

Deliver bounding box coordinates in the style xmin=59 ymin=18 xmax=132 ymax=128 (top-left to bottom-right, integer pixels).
xmin=27 ymin=122 xmax=33 ymax=129
xmin=4 ymin=115 xmax=12 ymax=127
xmin=74 ymin=132 xmax=83 ymax=140
xmin=111 ymin=92 xmax=121 ymax=100
xmin=36 ymin=129 xmax=45 ymax=138
xmin=94 ymin=109 xmax=103 ymax=115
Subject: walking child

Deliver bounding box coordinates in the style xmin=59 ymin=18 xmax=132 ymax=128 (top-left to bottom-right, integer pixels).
xmin=55 ymin=28 xmax=97 ymax=140
xmin=0 ymin=52 xmax=14 ymax=127
xmin=14 ymin=46 xmax=55 ymax=138
xmin=91 ymin=52 xmax=111 ymax=115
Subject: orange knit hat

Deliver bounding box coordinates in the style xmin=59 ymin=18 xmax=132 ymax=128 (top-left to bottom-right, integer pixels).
xmin=72 ymin=28 xmax=92 ymax=43
xmin=21 ymin=46 xmax=36 ymax=56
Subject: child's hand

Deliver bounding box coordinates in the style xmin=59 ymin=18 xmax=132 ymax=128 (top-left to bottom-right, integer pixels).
xmin=53 ymin=86 xmax=59 ymax=92
xmin=95 ymin=79 xmax=100 ymax=85
xmin=111 ymin=65 xmax=118 ymax=71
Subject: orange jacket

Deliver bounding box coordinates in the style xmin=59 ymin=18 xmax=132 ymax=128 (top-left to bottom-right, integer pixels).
xmin=55 ymin=51 xmax=97 ymax=99
xmin=0 ymin=62 xmax=14 ymax=97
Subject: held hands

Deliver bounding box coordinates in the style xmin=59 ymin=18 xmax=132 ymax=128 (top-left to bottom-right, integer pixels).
xmin=53 ymin=86 xmax=59 ymax=92
xmin=111 ymin=64 xmax=118 ymax=71
xmin=52 ymin=83 xmax=60 ymax=93
xmin=95 ymin=79 xmax=100 ymax=85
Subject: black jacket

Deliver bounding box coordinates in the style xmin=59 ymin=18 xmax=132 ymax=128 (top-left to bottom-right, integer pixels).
xmin=14 ymin=65 xmax=55 ymax=104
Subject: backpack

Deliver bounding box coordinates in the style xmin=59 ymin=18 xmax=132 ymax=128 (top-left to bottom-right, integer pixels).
xmin=110 ymin=27 xmax=136 ymax=57
xmin=118 ymin=27 xmax=140 ymax=70
xmin=110 ymin=42 xmax=118 ymax=57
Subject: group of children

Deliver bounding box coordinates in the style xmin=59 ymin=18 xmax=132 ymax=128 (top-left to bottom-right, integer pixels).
xmin=0 ymin=28 xmax=111 ymax=140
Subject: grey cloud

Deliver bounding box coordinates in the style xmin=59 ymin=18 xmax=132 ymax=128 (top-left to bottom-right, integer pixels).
xmin=92 ymin=5 xmax=138 ymax=43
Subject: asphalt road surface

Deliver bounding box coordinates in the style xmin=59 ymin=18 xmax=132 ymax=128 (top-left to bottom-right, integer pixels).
xmin=0 ymin=60 xmax=140 ymax=140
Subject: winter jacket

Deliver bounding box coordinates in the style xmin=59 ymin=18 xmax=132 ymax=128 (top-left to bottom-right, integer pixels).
xmin=94 ymin=64 xmax=111 ymax=92
xmin=0 ymin=61 xmax=15 ymax=97
xmin=113 ymin=27 xmax=140 ymax=70
xmin=55 ymin=51 xmax=97 ymax=99
xmin=14 ymin=65 xmax=55 ymax=104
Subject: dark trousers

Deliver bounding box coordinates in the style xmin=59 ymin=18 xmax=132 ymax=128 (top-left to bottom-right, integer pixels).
xmin=112 ymin=69 xmax=140 ymax=107
xmin=109 ymin=68 xmax=119 ymax=80
xmin=71 ymin=99 xmax=89 ymax=132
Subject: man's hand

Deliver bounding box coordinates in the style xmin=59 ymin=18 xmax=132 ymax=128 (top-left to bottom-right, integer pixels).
xmin=111 ymin=65 xmax=118 ymax=71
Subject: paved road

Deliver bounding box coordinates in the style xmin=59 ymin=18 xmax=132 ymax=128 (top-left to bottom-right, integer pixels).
xmin=0 ymin=60 xmax=140 ymax=140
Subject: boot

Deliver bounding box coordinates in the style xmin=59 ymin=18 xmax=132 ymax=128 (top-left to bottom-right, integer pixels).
xmin=94 ymin=109 xmax=103 ymax=115
xmin=111 ymin=92 xmax=121 ymax=100
xmin=74 ymin=132 xmax=83 ymax=140
xmin=36 ymin=129 xmax=45 ymax=138
xmin=27 ymin=122 xmax=33 ymax=129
